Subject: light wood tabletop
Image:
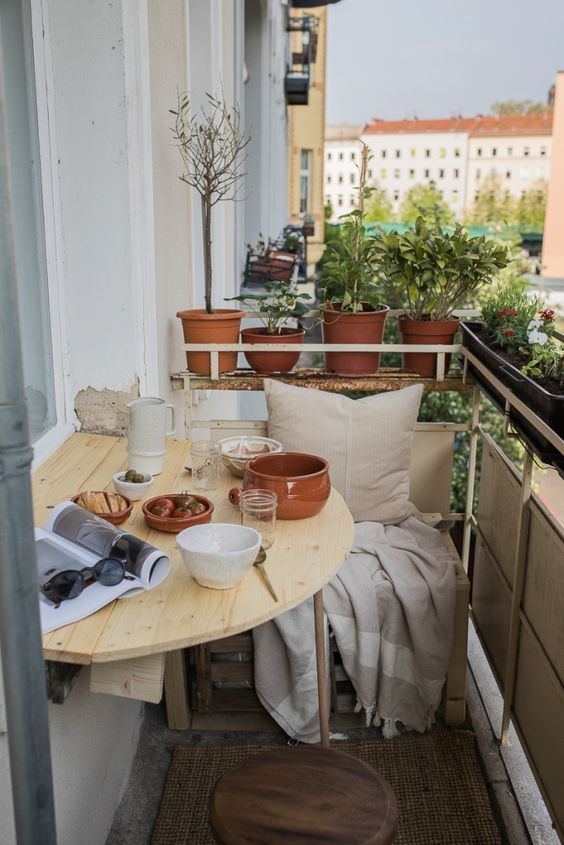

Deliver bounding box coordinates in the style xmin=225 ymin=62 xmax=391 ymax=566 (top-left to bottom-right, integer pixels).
xmin=34 ymin=433 xmax=354 ymax=668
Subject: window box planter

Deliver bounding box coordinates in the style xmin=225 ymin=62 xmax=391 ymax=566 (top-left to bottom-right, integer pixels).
xmin=285 ymin=72 xmax=309 ymax=105
xmin=461 ymin=321 xmax=564 ymax=472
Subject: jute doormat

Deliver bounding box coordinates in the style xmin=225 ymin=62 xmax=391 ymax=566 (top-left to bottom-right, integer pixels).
xmin=151 ymin=732 xmax=502 ymax=845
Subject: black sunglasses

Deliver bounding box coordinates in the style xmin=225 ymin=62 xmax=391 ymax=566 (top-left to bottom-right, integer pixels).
xmin=41 ymin=557 xmax=131 ymax=603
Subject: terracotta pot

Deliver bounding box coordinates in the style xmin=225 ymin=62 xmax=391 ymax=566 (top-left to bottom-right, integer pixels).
xmin=321 ymin=304 xmax=389 ymax=376
xmin=243 ymin=452 xmax=330 ymax=520
xmin=398 ymin=316 xmax=460 ymax=378
xmin=240 ymin=327 xmax=305 ymax=374
xmin=176 ymin=309 xmax=245 ymax=375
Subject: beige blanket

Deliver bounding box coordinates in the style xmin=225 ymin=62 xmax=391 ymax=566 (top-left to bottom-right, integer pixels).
xmin=253 ymin=516 xmax=456 ymax=743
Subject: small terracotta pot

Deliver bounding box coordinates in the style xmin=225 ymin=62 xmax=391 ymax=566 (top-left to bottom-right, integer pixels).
xmin=321 ymin=304 xmax=389 ymax=376
xmin=240 ymin=327 xmax=305 ymax=373
xmin=243 ymin=452 xmax=330 ymax=520
xmin=177 ymin=309 xmax=245 ymax=375
xmin=398 ymin=316 xmax=460 ymax=378
xmin=142 ymin=494 xmax=214 ymax=533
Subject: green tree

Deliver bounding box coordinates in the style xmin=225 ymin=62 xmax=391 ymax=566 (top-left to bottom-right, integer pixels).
xmin=516 ymin=180 xmax=547 ymax=229
xmin=490 ymin=99 xmax=551 ymax=116
xmin=399 ymin=183 xmax=455 ymax=227
xmin=364 ymin=186 xmax=393 ymax=223
xmin=324 ymin=201 xmax=333 ymax=221
xmin=465 ymin=173 xmax=517 ymax=228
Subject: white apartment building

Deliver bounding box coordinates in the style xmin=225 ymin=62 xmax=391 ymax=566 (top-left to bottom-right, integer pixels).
xmin=466 ymin=114 xmax=552 ymax=206
xmin=325 ymin=115 xmax=553 ymax=222
xmin=324 ymin=124 xmax=363 ymax=218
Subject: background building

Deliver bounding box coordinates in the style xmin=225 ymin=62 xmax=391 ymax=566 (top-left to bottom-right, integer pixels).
xmin=287 ymin=5 xmax=328 ymax=266
xmin=534 ymin=72 xmax=563 ymax=278
xmin=324 ymin=114 xmax=553 ymax=221
xmin=323 ymin=123 xmax=363 ymax=220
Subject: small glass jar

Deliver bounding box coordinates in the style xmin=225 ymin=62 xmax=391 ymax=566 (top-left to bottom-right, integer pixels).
xmin=190 ymin=441 xmax=221 ymax=490
xmin=240 ymin=489 xmax=278 ymax=550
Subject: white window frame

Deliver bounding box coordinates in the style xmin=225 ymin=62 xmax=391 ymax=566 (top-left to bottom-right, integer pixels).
xmin=28 ymin=0 xmax=75 ymax=466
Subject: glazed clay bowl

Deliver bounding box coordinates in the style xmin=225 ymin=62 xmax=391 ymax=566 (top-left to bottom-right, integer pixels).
xmin=142 ymin=494 xmax=214 ymax=533
xmin=243 ymin=452 xmax=330 ymax=520
xmin=71 ymin=492 xmax=133 ymax=525
xmin=177 ymin=523 xmax=262 ymax=590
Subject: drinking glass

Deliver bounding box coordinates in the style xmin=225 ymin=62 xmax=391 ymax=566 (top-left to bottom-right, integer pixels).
xmin=190 ymin=441 xmax=221 ymax=490
xmin=239 ymin=489 xmax=278 ymax=550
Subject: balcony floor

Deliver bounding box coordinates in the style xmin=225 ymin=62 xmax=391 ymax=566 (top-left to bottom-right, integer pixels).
xmin=105 ymin=633 xmax=552 ymax=845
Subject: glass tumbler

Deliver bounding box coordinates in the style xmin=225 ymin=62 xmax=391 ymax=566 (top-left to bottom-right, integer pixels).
xmin=190 ymin=441 xmax=221 ymax=490
xmin=240 ymin=489 xmax=278 ymax=550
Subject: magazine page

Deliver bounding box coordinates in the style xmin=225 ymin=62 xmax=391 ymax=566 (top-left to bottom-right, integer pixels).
xmin=36 ymin=527 xmax=146 ymax=634
xmin=39 ymin=503 xmax=171 ymax=634
xmin=45 ymin=502 xmax=170 ymax=586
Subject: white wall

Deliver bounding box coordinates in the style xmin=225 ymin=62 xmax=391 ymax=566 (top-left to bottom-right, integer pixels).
xmin=0 ymin=666 xmax=141 ymax=845
xmin=42 ymin=0 xmax=154 ymax=405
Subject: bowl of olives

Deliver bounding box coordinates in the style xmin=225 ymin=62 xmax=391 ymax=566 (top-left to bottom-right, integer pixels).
xmin=112 ymin=469 xmax=154 ymax=501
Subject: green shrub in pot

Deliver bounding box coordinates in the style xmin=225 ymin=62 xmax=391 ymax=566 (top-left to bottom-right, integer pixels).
xmin=370 ymin=216 xmax=509 ymax=376
xmin=317 ymin=143 xmax=389 ymax=376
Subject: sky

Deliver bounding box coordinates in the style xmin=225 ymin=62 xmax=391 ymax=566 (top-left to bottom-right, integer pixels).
xmin=326 ymin=0 xmax=564 ymax=125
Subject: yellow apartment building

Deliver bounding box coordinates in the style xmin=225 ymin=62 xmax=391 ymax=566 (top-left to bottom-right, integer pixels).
xmin=287 ymin=5 xmax=327 ymax=267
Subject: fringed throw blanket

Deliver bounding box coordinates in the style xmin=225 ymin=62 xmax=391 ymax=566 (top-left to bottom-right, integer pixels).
xmin=253 ymin=516 xmax=456 ymax=743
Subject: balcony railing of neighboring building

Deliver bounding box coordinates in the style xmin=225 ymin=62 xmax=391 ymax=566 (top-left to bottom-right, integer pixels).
xmin=285 ymin=15 xmax=319 ymax=105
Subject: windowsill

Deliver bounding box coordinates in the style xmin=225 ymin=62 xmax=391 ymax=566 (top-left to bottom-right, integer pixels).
xmin=31 ymin=423 xmax=76 ymax=471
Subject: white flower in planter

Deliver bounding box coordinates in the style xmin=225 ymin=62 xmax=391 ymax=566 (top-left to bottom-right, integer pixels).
xmin=528 ymin=329 xmax=549 ymax=346
xmin=527 ymin=319 xmax=543 ymax=331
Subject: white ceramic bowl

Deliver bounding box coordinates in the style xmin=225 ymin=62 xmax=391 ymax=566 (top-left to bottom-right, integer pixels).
xmin=218 ymin=436 xmax=283 ymax=478
xmin=176 ymin=523 xmax=262 ymax=590
xmin=112 ymin=471 xmax=154 ymax=501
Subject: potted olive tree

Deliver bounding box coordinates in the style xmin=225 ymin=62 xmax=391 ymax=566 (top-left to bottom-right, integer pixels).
xmin=318 ymin=143 xmax=389 ymax=375
xmin=225 ymin=282 xmax=311 ymax=373
xmin=171 ymin=91 xmax=251 ymax=375
xmin=370 ymin=217 xmax=508 ymax=377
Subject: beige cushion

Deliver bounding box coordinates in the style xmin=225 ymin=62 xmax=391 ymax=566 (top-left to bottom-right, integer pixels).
xmin=264 ymin=379 xmax=423 ymax=524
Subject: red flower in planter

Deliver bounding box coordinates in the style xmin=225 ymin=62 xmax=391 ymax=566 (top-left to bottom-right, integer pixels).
xmin=503 ymin=328 xmax=516 ymax=337
xmin=540 ymin=309 xmax=555 ymax=322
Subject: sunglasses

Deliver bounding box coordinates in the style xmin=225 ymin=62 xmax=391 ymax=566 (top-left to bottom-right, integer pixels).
xmin=40 ymin=557 xmax=131 ymax=604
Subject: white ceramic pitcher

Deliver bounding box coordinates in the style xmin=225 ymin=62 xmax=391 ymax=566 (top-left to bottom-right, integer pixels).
xmin=127 ymin=397 xmax=175 ymax=476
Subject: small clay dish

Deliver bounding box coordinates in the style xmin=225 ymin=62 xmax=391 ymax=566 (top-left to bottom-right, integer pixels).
xmin=243 ymin=452 xmax=330 ymax=520
xmin=71 ymin=491 xmax=133 ymax=525
xmin=142 ymin=493 xmax=214 ymax=533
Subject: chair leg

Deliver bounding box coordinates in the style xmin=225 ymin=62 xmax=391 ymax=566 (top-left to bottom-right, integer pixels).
xmin=444 ymin=561 xmax=470 ymax=726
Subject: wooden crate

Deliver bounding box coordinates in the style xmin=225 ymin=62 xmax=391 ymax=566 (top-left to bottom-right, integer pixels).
xmin=188 ymin=530 xmax=469 ymax=728
xmin=189 ymin=632 xmax=355 ymax=717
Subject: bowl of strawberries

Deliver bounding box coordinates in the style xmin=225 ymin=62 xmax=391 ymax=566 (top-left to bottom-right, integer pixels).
xmin=142 ymin=492 xmax=214 ymax=533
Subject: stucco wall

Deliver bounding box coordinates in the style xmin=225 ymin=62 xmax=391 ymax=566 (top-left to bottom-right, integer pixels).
xmin=0 ymin=666 xmax=141 ymax=845
xmin=543 ymin=72 xmax=564 ymax=278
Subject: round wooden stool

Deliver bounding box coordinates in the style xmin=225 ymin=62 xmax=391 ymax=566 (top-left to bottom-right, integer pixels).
xmin=210 ymin=746 xmax=398 ymax=845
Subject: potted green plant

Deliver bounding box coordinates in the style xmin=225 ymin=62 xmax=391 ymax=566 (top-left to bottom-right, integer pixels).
xmin=461 ymin=286 xmax=563 ymax=455
xmin=302 ymin=215 xmax=315 ymax=237
xmin=371 ymin=216 xmax=509 ymax=377
xmin=171 ymin=90 xmax=251 ymax=375
xmin=318 ymin=143 xmax=389 ymax=375
xmin=225 ymin=282 xmax=312 ymax=373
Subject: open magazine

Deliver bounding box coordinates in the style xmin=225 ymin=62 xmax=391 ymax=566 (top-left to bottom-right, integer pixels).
xmin=37 ymin=501 xmax=171 ymax=634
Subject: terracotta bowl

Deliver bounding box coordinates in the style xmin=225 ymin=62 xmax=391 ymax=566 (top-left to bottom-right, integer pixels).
xmin=142 ymin=494 xmax=214 ymax=533
xmin=243 ymin=452 xmax=330 ymax=520
xmin=72 ymin=492 xmax=133 ymax=525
